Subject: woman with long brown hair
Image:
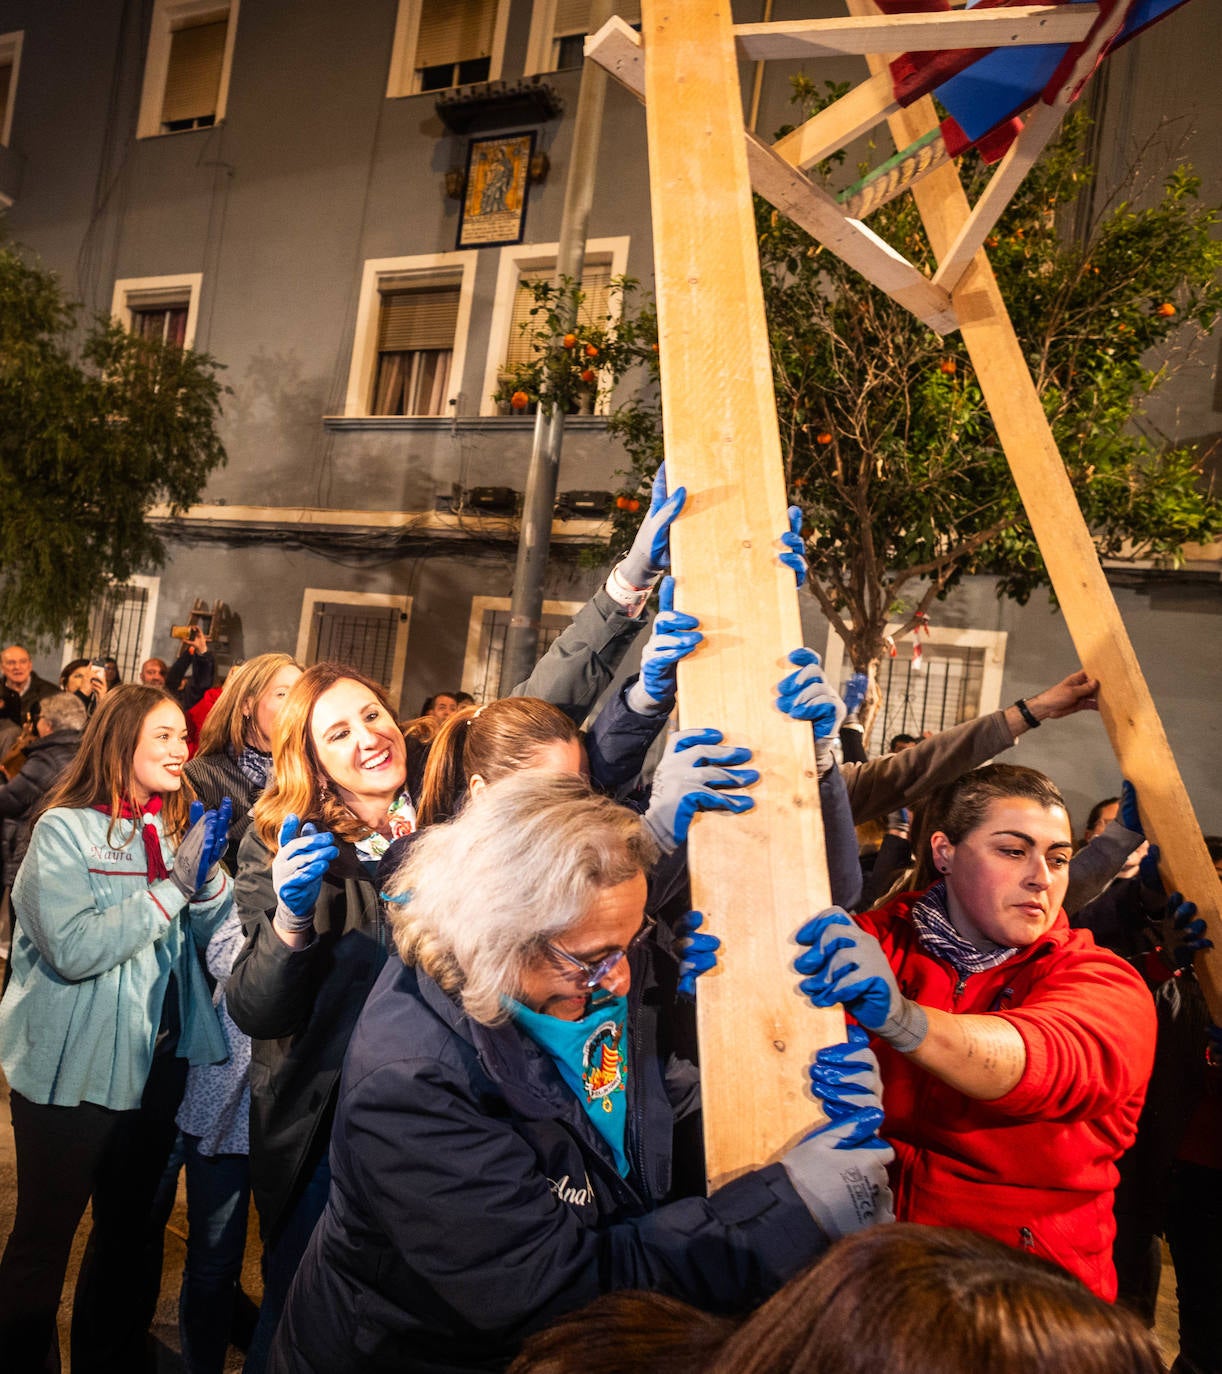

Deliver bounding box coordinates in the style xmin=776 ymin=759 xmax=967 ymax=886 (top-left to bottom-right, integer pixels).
xmin=226 ymin=661 xmax=415 ymax=1374
xmin=0 ymin=684 xmax=233 ymax=1372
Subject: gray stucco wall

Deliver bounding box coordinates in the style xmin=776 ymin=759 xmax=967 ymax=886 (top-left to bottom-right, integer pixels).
xmin=6 ymin=0 xmax=1220 ymax=836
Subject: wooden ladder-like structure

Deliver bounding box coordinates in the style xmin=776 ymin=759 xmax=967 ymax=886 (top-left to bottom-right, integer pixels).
xmin=587 ymin=0 xmax=1218 ymax=1186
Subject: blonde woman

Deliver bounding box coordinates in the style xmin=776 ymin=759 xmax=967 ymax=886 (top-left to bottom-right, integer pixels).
xmin=185 ymin=652 xmax=303 ymax=864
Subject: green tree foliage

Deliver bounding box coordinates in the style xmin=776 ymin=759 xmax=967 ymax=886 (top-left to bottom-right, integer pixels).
xmin=0 ymin=244 xmax=229 ymax=647
xmin=594 ymin=96 xmax=1222 ymax=674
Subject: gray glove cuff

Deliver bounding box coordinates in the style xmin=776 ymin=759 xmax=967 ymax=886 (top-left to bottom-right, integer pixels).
xmin=168 ymin=871 xmax=195 ymax=900
xmin=273 ymin=899 xmax=316 ymax=934
xmin=642 ymin=809 xmax=677 ymax=858
xmin=814 ymin=737 xmax=837 ymax=777
xmin=881 ymin=998 xmax=929 ymax=1053
xmin=781 ymin=1138 xmax=895 ymax=1240
xmin=626 ymin=677 xmax=670 ymax=717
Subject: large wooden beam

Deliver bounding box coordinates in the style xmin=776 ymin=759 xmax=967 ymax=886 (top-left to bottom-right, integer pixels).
xmin=639 ymin=0 xmax=843 ymax=1187
xmin=844 ymin=0 xmax=1222 ymax=1016
xmin=587 ymin=17 xmax=958 ymax=334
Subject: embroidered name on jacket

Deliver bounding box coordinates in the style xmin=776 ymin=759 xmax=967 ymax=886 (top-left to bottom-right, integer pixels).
xmin=548 ymin=1172 xmax=597 ymax=1208
xmin=88 ymin=844 xmax=138 ymax=865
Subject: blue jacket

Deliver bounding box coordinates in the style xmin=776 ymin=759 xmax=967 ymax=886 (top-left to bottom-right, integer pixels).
xmin=0 ymin=805 xmax=231 ymax=1109
xmin=270 ymin=945 xmax=828 ymax=1374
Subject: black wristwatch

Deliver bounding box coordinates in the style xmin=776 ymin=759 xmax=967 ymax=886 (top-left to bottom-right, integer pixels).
xmin=1013 ymin=699 xmax=1040 ymax=730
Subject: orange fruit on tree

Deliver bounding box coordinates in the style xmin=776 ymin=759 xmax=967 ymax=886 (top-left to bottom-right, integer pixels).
xmin=940 ymin=358 xmax=957 ymax=376
xmin=510 ymin=390 xmax=529 ymax=411
xmin=580 ymin=368 xmax=596 ymax=384
xmin=562 ymin=333 xmax=578 ymax=349
xmin=816 ymin=432 xmax=833 ymax=445
xmin=584 ymin=343 xmax=599 ymax=358
xmin=1156 ymin=302 xmax=1176 ymax=317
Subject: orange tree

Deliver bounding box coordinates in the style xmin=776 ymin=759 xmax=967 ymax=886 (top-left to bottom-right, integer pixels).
xmin=602 ymin=95 xmax=1221 ymax=704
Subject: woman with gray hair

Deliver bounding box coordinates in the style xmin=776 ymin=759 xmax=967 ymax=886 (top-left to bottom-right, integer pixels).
xmin=270 ymin=772 xmax=893 ymax=1374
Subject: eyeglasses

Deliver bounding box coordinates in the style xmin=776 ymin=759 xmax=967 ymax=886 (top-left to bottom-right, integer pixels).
xmin=545 ymin=914 xmax=657 ymax=990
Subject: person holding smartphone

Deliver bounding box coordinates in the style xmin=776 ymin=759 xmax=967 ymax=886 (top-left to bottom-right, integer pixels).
xmin=167 ymin=625 xmax=217 ymax=718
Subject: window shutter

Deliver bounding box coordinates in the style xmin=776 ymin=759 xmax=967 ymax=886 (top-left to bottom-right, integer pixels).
xmin=503 ymin=262 xmax=614 ymax=372
xmin=377 ymin=282 xmax=461 ymax=352
xmin=416 ymin=0 xmax=496 ymax=70
xmin=553 ymin=0 xmax=640 ymax=35
xmin=161 ymin=17 xmax=227 ymax=124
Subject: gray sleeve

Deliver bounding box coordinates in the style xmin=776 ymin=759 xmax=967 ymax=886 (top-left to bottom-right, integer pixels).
xmin=839 ymin=710 xmax=1015 ymax=825
xmin=509 ymin=587 xmax=648 ymax=724
xmin=1064 ymin=820 xmax=1145 ymax=916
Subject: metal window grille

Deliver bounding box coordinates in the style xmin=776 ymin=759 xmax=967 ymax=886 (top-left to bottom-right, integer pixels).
xmin=78 ymin=583 xmax=149 ymax=682
xmin=867 ymin=645 xmax=986 ymax=756
xmin=471 ymin=608 xmax=571 ymax=704
xmin=308 ymin=603 xmax=405 ymax=691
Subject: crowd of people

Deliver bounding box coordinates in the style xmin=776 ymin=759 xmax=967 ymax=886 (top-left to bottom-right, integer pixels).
xmin=0 ymin=472 xmax=1216 ymax=1374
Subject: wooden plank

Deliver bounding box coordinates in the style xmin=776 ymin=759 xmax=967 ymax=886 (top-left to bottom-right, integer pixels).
xmin=772 ymin=70 xmax=899 ymax=171
xmin=933 ymin=0 xmax=1140 ymax=292
xmin=931 ymin=98 xmax=1063 ymax=291
xmin=639 ymin=0 xmax=843 ymax=1187
xmin=844 ymin=0 xmax=1222 ymax=1018
xmin=746 ymin=133 xmax=959 ymax=333
xmin=587 ymin=17 xmax=958 ymax=335
xmin=733 ymin=6 xmax=1099 ymax=60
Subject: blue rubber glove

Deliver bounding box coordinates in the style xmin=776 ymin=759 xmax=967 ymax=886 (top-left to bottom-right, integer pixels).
xmin=781 ymin=1026 xmax=895 ymax=1239
xmin=170 ymin=800 xmax=230 ymax=899
xmin=1119 ymin=779 xmax=1143 ymax=835
xmin=842 ymin=671 xmax=869 ymax=718
xmin=780 ymin=506 xmax=808 ymax=589
xmin=272 ymin=814 xmax=339 ymax=931
xmin=1138 ymin=843 xmax=1164 ymax=895
xmin=618 ymin=463 xmax=686 ymax=589
xmin=643 ymin=727 xmax=758 ymax=855
xmin=627 ymin=576 xmax=703 ymax=714
xmin=1159 ymin=892 xmax=1211 ymax=971
xmin=795 ymin=908 xmax=928 ymax=1052
xmin=807 ymin=1026 xmax=888 ymax=1130
xmin=675 ymin=910 xmax=719 ymax=999
xmin=776 ymin=650 xmax=847 ymax=757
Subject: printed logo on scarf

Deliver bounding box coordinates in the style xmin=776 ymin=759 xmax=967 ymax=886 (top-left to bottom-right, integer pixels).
xmin=581 ymin=1018 xmax=625 ymax=1114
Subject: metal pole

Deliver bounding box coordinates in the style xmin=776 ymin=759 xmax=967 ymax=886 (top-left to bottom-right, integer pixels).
xmin=499 ymin=2 xmax=614 ymax=696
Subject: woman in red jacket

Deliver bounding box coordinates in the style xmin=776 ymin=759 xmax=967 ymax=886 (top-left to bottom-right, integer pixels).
xmin=795 ymin=763 xmax=1157 ymax=1300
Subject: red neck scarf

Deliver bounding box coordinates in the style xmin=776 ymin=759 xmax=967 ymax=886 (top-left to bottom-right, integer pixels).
xmin=93 ymin=795 xmax=168 ymax=881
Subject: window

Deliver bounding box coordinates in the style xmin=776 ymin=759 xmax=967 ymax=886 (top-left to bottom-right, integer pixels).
xmin=372 ymin=276 xmax=460 ymax=416
xmin=462 ymin=597 xmax=584 ymax=705
xmin=480 ymin=236 xmax=630 ymax=416
xmin=821 ymin=625 xmax=1008 ymax=759
xmin=525 ymin=1 xmax=640 ymax=76
xmin=137 ymin=1 xmax=239 ymax=139
xmin=111 ymin=275 xmax=203 ymax=351
xmin=343 ymin=252 xmax=477 ymax=419
xmin=68 ymin=576 xmax=161 ymax=682
xmin=387 ymin=0 xmax=509 ymax=97
xmin=0 ymin=30 xmax=22 ymax=147
xmin=296 ymin=590 xmax=412 ymax=707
